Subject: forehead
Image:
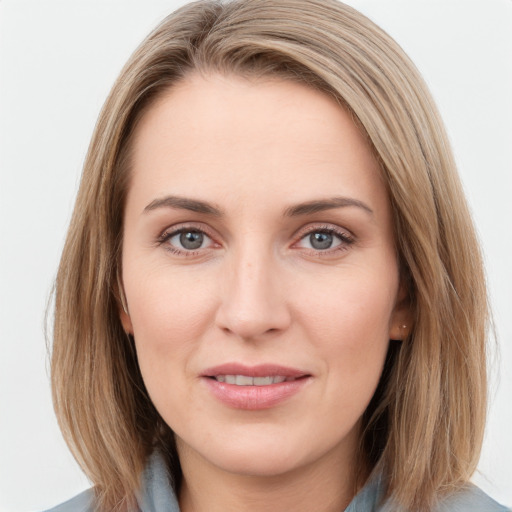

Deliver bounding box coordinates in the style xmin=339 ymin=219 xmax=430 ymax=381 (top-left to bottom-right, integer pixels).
xmin=132 ymin=72 xmax=368 ymax=155
xmin=127 ymin=73 xmax=386 ymax=213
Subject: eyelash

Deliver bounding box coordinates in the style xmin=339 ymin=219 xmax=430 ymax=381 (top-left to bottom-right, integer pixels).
xmin=293 ymin=225 xmax=355 ymax=256
xmin=156 ymin=224 xmax=216 ymax=257
xmin=156 ymin=224 xmax=355 ymax=257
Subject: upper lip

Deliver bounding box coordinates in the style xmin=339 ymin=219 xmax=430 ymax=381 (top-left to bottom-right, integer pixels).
xmin=201 ymin=363 xmax=310 ymax=378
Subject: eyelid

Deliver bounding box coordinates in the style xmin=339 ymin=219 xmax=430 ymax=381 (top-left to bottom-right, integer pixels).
xmin=156 ymin=222 xmax=220 ymax=254
xmin=292 ymin=223 xmax=355 ymax=252
xmin=293 ymin=223 xmax=354 ymax=240
xmin=155 ymin=221 xmax=355 ymax=256
xmin=157 ymin=221 xmax=213 ymax=240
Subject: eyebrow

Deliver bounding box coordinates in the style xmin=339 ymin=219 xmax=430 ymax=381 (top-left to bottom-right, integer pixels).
xmin=142 ymin=195 xmax=373 ymax=217
xmin=284 ymin=197 xmax=373 ymax=217
xmin=143 ymin=196 xmax=223 ymax=216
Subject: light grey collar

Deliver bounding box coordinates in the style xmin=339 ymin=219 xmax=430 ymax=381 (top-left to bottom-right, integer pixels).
xmin=136 ymin=451 xmax=385 ymax=512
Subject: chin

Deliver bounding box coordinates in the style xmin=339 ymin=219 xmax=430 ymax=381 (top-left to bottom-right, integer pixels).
xmin=176 ymin=426 xmax=310 ymax=477
xmin=211 ymin=447 xmax=306 ymax=478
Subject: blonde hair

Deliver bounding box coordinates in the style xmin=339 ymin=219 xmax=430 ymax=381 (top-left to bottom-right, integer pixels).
xmin=51 ymin=0 xmax=488 ymax=510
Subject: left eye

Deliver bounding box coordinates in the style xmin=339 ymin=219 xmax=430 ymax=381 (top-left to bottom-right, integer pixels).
xmin=296 ymin=230 xmax=344 ymax=251
xmin=168 ymin=230 xmax=212 ymax=251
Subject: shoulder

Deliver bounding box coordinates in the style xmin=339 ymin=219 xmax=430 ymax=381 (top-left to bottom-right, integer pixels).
xmin=435 ymin=484 xmax=510 ymax=512
xmin=42 ymin=488 xmax=95 ymax=512
xmin=368 ymin=475 xmax=509 ymax=512
xmin=41 ymin=451 xmax=179 ymax=512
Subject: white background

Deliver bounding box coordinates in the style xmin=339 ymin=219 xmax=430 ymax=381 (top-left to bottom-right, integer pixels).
xmin=0 ymin=1 xmax=511 ymax=510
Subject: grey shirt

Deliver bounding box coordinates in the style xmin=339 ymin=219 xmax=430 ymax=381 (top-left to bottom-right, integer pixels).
xmin=44 ymin=451 xmax=509 ymax=512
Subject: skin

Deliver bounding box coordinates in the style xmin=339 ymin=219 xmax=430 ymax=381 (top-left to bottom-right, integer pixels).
xmin=120 ymin=73 xmax=410 ymax=512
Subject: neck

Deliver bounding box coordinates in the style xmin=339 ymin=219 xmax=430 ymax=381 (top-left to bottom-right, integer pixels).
xmin=177 ymin=436 xmax=364 ymax=512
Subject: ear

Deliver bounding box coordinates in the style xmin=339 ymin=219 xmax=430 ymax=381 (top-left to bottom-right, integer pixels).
xmin=388 ymin=281 xmax=413 ymax=341
xmin=119 ymin=302 xmax=134 ymax=335
xmin=116 ymin=271 xmax=133 ymax=335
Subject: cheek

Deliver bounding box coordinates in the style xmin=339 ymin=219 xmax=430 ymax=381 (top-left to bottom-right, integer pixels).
xmin=294 ymin=270 xmax=396 ymax=384
xmin=124 ymin=267 xmax=221 ymax=425
xmin=298 ymin=272 xmax=396 ymax=342
xmin=123 ymin=265 xmax=218 ymax=368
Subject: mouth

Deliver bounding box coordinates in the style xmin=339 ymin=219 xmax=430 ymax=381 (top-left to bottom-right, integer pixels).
xmin=201 ymin=364 xmax=311 ymax=410
xmin=210 ymin=375 xmax=302 ymax=385
xmin=202 ymin=363 xmax=310 ymax=383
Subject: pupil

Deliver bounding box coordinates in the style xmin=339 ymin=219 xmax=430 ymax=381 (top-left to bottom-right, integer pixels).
xmin=180 ymin=231 xmax=203 ymax=250
xmin=310 ymin=232 xmax=332 ymax=250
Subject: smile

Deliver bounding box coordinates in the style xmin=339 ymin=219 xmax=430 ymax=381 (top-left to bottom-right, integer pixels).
xmin=202 ymin=364 xmax=311 ymax=410
xmin=213 ymin=375 xmax=296 ymax=385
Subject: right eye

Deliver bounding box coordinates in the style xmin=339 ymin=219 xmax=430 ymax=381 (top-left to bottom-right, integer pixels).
xmin=159 ymin=227 xmax=215 ymax=255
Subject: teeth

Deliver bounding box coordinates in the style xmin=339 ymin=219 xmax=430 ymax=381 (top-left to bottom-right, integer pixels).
xmin=253 ymin=376 xmax=273 ymax=385
xmin=215 ymin=375 xmax=290 ymax=386
xmin=236 ymin=375 xmax=253 ymax=386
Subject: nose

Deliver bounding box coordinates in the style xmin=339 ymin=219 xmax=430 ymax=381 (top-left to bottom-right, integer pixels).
xmin=215 ymin=247 xmax=291 ymax=341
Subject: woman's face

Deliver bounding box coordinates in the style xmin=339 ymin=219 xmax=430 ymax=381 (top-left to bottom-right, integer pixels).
xmin=121 ymin=73 xmax=409 ymax=479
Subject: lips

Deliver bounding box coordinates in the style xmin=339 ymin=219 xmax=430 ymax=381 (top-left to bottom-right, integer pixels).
xmin=201 ymin=363 xmax=311 ymax=410
xmin=214 ymin=375 xmax=290 ymax=385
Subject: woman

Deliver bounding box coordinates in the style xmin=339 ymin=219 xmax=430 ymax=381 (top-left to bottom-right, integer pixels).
xmin=46 ymin=0 xmax=508 ymax=511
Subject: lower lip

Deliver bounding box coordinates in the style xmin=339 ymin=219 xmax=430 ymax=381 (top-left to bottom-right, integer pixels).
xmin=203 ymin=377 xmax=310 ymax=410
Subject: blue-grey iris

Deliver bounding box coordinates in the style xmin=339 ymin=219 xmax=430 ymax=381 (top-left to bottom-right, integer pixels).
xmin=180 ymin=231 xmax=203 ymax=250
xmin=310 ymin=232 xmax=333 ymax=250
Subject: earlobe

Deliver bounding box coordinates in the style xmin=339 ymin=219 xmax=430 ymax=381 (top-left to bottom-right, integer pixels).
xmin=117 ymin=271 xmax=133 ymax=334
xmin=389 ymin=282 xmax=413 ymax=341
xmin=389 ymin=322 xmax=409 ymax=341
xmin=120 ymin=307 xmax=134 ymax=335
